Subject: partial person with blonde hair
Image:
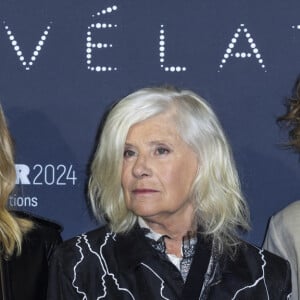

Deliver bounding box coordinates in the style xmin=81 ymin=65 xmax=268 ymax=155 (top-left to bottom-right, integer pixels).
xmin=48 ymin=86 xmax=290 ymax=299
xmin=0 ymin=104 xmax=62 ymax=299
xmin=264 ymin=80 xmax=300 ymax=300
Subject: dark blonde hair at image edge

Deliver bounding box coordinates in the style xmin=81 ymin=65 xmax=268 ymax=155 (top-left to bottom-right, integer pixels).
xmin=0 ymin=105 xmax=32 ymax=257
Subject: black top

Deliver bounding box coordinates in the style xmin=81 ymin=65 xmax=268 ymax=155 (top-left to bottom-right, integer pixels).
xmin=47 ymin=224 xmax=291 ymax=299
xmin=1 ymin=211 xmax=62 ymax=300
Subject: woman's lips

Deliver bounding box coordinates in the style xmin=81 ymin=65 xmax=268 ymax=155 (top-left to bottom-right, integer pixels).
xmin=132 ymin=189 xmax=159 ymax=194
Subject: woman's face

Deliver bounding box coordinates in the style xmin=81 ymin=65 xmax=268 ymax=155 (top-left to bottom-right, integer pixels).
xmin=121 ymin=112 xmax=199 ymax=225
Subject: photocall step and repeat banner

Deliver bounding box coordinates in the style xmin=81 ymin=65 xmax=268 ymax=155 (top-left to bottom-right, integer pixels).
xmin=1 ymin=0 xmax=300 ymax=244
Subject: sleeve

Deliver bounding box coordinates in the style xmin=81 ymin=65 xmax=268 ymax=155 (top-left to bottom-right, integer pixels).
xmin=47 ymin=247 xmax=80 ymax=300
xmin=45 ymin=228 xmax=63 ymax=264
xmin=263 ymin=217 xmax=290 ymax=259
xmin=263 ymin=249 xmax=292 ymax=300
xmin=281 ymin=259 xmax=292 ymax=299
xmin=263 ymin=216 xmax=295 ymax=300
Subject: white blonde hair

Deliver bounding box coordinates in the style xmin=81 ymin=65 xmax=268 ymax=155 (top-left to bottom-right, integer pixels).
xmin=89 ymin=86 xmax=250 ymax=254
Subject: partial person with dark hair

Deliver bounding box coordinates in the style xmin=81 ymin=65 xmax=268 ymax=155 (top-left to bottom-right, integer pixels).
xmin=263 ymin=81 xmax=300 ymax=300
xmin=0 ymin=104 xmax=62 ymax=299
xmin=48 ymin=87 xmax=291 ymax=299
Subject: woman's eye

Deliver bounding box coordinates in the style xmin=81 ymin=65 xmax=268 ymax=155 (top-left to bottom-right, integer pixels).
xmin=124 ymin=149 xmax=136 ymax=157
xmin=156 ymin=147 xmax=169 ymax=155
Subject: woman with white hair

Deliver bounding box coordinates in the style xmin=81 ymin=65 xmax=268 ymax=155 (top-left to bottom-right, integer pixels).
xmin=48 ymin=86 xmax=291 ymax=299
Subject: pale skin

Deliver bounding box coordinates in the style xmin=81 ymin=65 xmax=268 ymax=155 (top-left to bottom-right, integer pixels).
xmin=121 ymin=112 xmax=199 ymax=257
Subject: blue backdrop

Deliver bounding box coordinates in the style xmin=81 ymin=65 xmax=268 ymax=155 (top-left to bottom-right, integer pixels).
xmin=0 ymin=0 xmax=300 ymax=245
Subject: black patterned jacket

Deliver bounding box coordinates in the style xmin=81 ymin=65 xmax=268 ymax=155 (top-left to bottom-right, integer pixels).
xmin=47 ymin=224 xmax=291 ymax=300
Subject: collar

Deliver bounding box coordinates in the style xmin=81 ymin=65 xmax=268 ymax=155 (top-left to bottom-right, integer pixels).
xmin=138 ymin=217 xmax=164 ymax=242
xmin=114 ymin=222 xmax=211 ymax=269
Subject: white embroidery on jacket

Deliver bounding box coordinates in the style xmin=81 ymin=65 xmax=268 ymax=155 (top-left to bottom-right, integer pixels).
xmin=140 ymin=262 xmax=170 ymax=300
xmin=72 ymin=235 xmax=89 ymax=300
xmin=231 ymin=248 xmax=269 ymax=300
xmin=83 ymin=233 xmax=111 ymax=299
xmin=72 ymin=233 xmax=135 ymax=300
xmin=99 ymin=232 xmax=135 ymax=299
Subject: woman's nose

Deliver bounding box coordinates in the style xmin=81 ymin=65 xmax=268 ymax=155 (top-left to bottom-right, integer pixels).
xmin=132 ymin=155 xmax=152 ymax=178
